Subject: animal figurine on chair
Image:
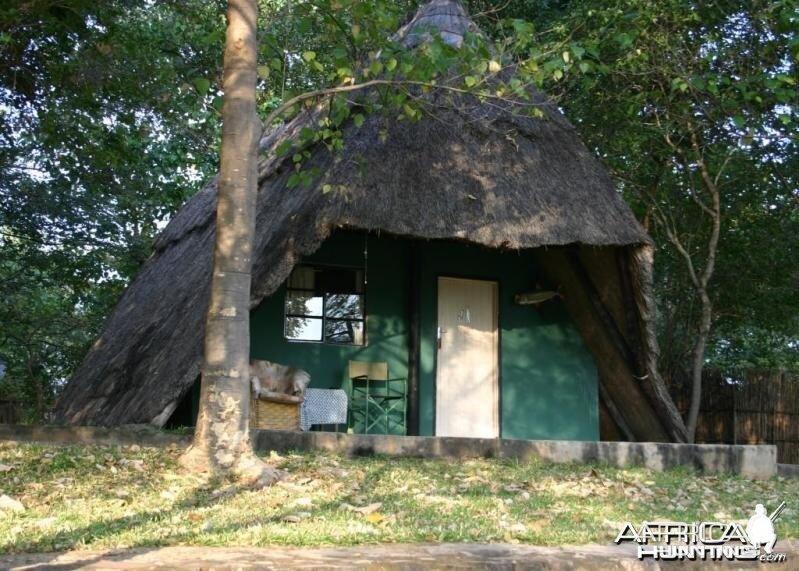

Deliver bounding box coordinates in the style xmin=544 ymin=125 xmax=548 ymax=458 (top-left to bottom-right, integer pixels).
xmin=250 ymin=359 xmax=311 ymax=399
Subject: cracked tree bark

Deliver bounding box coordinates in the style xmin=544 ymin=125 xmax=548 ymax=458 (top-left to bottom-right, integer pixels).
xmin=179 ymin=0 xmax=279 ymax=485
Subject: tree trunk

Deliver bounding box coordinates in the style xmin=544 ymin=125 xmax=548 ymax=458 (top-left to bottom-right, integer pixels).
xmin=686 ymin=289 xmax=712 ymax=442
xmin=27 ymin=352 xmax=44 ymax=424
xmin=650 ymin=130 xmax=723 ymax=444
xmin=180 ymin=0 xmax=279 ymax=485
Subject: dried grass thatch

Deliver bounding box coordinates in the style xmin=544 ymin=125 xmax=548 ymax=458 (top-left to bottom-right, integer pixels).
xmin=54 ymin=0 xmax=687 ymax=442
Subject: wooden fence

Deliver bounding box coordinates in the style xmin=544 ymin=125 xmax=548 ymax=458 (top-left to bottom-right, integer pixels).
xmin=670 ymin=369 xmax=799 ymax=464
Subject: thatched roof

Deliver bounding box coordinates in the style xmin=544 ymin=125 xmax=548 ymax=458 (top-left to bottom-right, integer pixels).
xmin=396 ymin=0 xmax=478 ymax=48
xmin=54 ymin=0 xmax=687 ymax=442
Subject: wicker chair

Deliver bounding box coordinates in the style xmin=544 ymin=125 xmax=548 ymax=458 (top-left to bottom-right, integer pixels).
xmin=250 ymin=390 xmax=303 ymax=431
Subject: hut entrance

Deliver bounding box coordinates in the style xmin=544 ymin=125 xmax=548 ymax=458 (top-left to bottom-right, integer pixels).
xmin=435 ymin=277 xmax=499 ymax=438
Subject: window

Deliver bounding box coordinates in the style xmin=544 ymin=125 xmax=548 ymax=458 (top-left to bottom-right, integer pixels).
xmin=284 ymin=266 xmax=365 ymax=345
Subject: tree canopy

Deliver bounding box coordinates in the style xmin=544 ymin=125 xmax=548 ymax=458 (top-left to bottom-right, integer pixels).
xmin=1 ymin=0 xmax=796 ymax=422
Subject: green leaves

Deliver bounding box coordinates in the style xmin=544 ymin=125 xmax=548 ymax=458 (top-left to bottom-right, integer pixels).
xmin=275 ymin=140 xmax=292 ymax=157
xmin=536 ymin=0 xmax=799 ymax=373
xmin=671 ymin=77 xmax=689 ymax=92
xmin=192 ymin=77 xmax=211 ymax=96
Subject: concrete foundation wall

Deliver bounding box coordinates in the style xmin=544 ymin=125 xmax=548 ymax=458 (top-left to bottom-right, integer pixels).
xmin=0 ymin=424 xmax=777 ymax=480
xmin=252 ymin=430 xmax=777 ymax=480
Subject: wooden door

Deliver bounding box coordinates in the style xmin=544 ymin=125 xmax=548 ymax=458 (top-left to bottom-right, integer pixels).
xmin=435 ymin=277 xmax=499 ymax=438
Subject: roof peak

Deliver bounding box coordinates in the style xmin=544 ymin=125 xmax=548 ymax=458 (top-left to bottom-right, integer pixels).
xmin=396 ymin=0 xmax=478 ymax=49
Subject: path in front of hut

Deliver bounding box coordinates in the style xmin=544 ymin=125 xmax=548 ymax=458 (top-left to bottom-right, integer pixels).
xmin=4 ymin=541 xmax=799 ymax=570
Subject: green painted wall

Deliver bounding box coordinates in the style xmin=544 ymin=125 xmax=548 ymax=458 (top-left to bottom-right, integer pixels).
xmin=251 ymin=232 xmax=411 ymax=394
xmin=250 ymin=231 xmax=599 ymax=441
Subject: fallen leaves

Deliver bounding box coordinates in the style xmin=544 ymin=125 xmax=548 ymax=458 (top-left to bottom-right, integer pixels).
xmin=282 ymin=514 xmax=301 ymax=523
xmin=282 ymin=513 xmax=312 ymax=524
xmin=0 ymin=441 xmax=797 ymax=553
xmin=119 ymin=458 xmax=145 ymax=472
xmin=337 ymin=501 xmax=386 ymax=525
xmin=351 ymin=502 xmax=382 ymax=515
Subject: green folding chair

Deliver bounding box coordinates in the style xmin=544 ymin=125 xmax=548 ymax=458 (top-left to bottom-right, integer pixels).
xmin=348 ymin=360 xmax=406 ymax=435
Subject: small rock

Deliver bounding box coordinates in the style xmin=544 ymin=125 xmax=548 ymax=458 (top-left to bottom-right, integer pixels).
xmin=520 ymin=491 xmax=531 ymax=500
xmin=292 ymin=496 xmax=313 ymax=507
xmin=0 ymin=494 xmax=25 ymax=513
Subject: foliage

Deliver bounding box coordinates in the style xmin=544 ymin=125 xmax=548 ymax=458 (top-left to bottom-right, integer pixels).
xmin=1 ymin=442 xmax=798 ymax=552
xmin=1 ymin=0 xmax=796 ymax=423
xmin=0 ymin=1 xmax=226 ymax=418
xmin=510 ymin=0 xmax=799 ymax=375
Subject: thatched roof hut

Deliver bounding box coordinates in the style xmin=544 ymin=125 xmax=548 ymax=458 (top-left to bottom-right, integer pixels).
xmin=54 ymin=0 xmax=687 ymax=442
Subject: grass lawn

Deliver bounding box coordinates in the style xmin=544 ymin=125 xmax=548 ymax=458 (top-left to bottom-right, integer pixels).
xmin=0 ymin=441 xmax=796 ymax=553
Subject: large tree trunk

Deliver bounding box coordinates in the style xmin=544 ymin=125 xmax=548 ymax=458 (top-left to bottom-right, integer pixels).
xmin=180 ymin=0 xmax=279 ymax=485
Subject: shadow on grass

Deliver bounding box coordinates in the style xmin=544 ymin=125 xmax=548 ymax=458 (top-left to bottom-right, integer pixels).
xmin=1 ymin=449 xmax=386 ymax=567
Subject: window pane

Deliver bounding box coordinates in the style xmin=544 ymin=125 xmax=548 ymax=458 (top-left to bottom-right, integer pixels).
xmin=325 ymin=320 xmax=364 ymax=345
xmin=318 ymin=268 xmax=358 ymax=294
xmin=325 ymin=294 xmax=363 ymax=319
xmin=285 ymin=291 xmax=323 ymax=317
xmin=286 ymin=317 xmax=323 ymax=341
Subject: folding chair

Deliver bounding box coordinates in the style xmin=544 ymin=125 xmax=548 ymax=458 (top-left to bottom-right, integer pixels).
xmin=348 ymin=360 xmax=406 ymax=435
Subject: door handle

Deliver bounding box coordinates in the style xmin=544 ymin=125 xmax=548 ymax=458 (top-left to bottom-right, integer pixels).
xmin=437 ymin=326 xmax=447 ymax=349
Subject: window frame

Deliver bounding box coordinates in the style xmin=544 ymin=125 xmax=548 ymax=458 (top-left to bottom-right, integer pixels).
xmin=283 ymin=264 xmax=367 ymax=346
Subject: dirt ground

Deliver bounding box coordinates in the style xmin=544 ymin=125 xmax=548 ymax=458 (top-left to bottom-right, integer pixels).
xmin=3 ymin=541 xmax=799 ymax=570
